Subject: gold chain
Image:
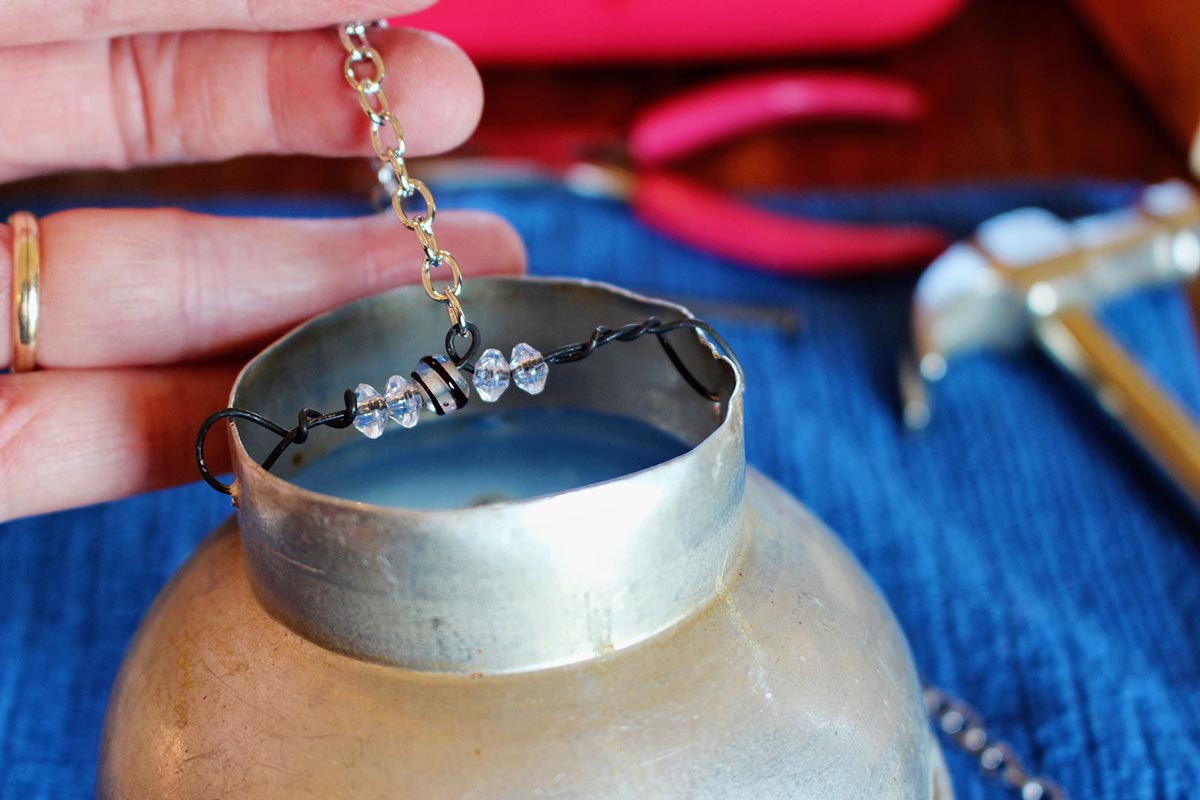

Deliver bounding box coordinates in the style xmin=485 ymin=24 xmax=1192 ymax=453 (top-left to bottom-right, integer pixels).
xmin=338 ymin=21 xmax=467 ymax=333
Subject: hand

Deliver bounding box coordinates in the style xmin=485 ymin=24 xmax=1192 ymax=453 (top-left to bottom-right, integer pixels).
xmin=0 ymin=1 xmax=526 ymax=521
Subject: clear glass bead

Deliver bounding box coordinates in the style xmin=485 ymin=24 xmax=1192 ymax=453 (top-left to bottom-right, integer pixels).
xmin=510 ymin=343 xmax=548 ymax=395
xmin=472 ymin=348 xmax=511 ymax=402
xmin=385 ymin=375 xmax=423 ymax=428
xmin=353 ymin=382 xmax=388 ymax=439
xmin=412 ymin=354 xmax=469 ymax=415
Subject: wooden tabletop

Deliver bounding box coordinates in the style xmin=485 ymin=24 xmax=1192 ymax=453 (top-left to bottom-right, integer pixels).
xmin=0 ymin=0 xmax=1187 ymax=204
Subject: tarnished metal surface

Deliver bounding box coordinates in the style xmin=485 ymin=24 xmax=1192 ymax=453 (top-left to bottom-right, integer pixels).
xmin=99 ymin=278 xmax=949 ymax=798
xmin=232 ymin=278 xmax=744 ymax=672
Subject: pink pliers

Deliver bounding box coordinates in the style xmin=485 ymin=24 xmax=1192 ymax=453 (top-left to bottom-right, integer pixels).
xmin=621 ymin=71 xmax=948 ymax=275
xmin=433 ymin=71 xmax=949 ymax=276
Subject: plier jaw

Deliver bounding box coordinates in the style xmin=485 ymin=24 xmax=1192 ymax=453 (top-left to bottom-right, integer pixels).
xmin=617 ymin=71 xmax=949 ymax=275
xmin=411 ymin=70 xmax=950 ymax=276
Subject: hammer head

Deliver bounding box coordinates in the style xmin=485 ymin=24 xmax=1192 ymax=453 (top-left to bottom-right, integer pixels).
xmin=904 ymin=181 xmax=1200 ymax=428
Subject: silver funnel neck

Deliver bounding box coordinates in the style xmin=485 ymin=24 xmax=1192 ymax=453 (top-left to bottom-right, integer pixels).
xmin=228 ymin=278 xmax=745 ymax=673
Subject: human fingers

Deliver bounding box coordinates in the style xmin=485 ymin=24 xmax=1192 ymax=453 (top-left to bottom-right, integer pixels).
xmin=0 ymin=27 xmax=480 ymax=182
xmin=0 ymin=364 xmax=239 ymax=521
xmin=0 ymin=0 xmax=434 ymax=47
xmin=0 ymin=208 xmax=526 ymax=370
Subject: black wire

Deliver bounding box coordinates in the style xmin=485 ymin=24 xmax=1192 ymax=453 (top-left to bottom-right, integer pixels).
xmin=543 ymin=316 xmax=735 ymax=403
xmin=196 ymin=316 xmax=736 ymax=495
xmin=196 ymin=390 xmax=357 ymax=495
xmin=445 ymin=321 xmax=482 ymax=372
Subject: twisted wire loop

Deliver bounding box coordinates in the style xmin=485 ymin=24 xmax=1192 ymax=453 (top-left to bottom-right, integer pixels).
xmin=197 ymin=316 xmax=736 ymax=495
xmin=543 ymin=317 xmax=736 ymax=403
xmin=924 ymin=684 xmax=1066 ymax=800
xmin=196 ymin=390 xmax=358 ymax=495
xmin=444 ymin=321 xmax=482 ymax=369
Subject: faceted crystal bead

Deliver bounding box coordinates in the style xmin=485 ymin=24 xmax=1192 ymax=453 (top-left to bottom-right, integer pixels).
xmin=472 ymin=348 xmax=511 ymax=402
xmin=385 ymin=375 xmax=423 ymax=428
xmin=352 ymin=382 xmax=388 ymax=439
xmin=510 ymin=343 xmax=548 ymax=395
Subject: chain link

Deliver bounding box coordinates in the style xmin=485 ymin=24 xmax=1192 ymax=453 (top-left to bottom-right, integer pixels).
xmin=925 ymin=684 xmax=1066 ymax=800
xmin=338 ymin=20 xmax=467 ymax=333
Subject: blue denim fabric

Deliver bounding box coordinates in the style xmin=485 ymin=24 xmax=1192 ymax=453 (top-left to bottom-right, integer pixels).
xmin=2 ymin=182 xmax=1196 ymax=798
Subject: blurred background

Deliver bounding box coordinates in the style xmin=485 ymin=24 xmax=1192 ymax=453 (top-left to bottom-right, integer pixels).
xmin=0 ymin=0 xmax=1193 ymax=204
xmin=4 ymin=1 xmax=1200 ymax=798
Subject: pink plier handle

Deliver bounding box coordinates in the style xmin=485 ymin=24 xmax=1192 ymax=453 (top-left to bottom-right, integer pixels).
xmin=627 ymin=72 xmax=948 ymax=275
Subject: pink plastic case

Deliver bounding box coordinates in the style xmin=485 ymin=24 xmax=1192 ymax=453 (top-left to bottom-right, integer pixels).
xmin=400 ymin=0 xmax=964 ymax=64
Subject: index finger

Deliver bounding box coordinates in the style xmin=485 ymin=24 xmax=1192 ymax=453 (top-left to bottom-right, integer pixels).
xmin=0 ymin=0 xmax=434 ymax=47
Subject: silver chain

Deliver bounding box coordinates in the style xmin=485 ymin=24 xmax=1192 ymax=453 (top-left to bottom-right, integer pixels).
xmin=925 ymin=684 xmax=1066 ymax=799
xmin=338 ymin=20 xmax=467 ymax=334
